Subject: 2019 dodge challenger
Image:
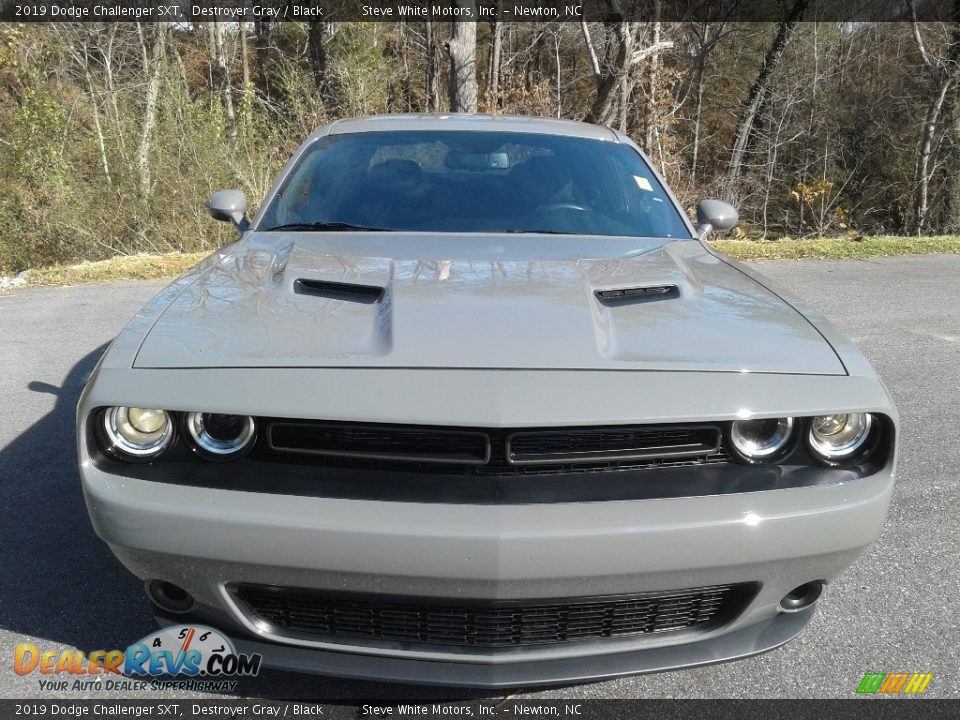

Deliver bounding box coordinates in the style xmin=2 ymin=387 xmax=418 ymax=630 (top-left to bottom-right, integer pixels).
xmin=78 ymin=114 xmax=897 ymax=687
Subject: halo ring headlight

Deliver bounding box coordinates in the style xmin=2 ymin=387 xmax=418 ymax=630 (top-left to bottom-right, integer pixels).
xmin=729 ymin=417 xmax=795 ymax=463
xmin=808 ymin=413 xmax=874 ymax=462
xmin=103 ymin=407 xmax=174 ymax=459
xmin=185 ymin=412 xmax=256 ymax=460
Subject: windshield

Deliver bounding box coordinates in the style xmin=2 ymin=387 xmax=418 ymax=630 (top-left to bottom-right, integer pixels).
xmin=257 ymin=131 xmax=691 ymax=238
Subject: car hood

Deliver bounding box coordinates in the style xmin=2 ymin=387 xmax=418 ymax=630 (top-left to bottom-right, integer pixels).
xmin=132 ymin=234 xmax=845 ymax=375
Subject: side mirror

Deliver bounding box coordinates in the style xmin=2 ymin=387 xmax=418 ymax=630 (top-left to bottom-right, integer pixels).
xmin=695 ymin=199 xmax=738 ymax=240
xmin=205 ymin=189 xmax=249 ymax=231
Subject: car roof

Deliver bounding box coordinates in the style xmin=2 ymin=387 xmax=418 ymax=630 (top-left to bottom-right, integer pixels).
xmin=316 ymin=113 xmax=622 ymax=143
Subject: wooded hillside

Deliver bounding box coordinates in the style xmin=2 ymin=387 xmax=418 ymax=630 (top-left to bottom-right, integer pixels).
xmin=1 ymin=18 xmax=958 ymax=272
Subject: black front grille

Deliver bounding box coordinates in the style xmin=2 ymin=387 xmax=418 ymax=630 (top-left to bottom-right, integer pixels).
xmin=267 ymin=423 xmax=491 ymax=466
xmin=235 ymin=583 xmax=753 ymax=649
xmin=507 ymin=426 xmax=720 ymax=466
xmin=259 ymin=420 xmax=728 ymax=476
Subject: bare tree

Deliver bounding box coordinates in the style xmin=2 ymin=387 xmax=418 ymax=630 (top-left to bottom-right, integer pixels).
xmin=908 ymin=1 xmax=960 ymax=233
xmin=239 ymin=22 xmax=252 ymax=104
xmin=9 ymin=16 xmax=960 ymax=275
xmin=683 ymin=21 xmax=730 ymax=180
xmin=209 ymin=22 xmax=237 ymax=138
xmin=727 ymin=0 xmax=809 ymax=188
xmin=253 ymin=20 xmax=270 ymax=95
xmin=580 ymin=20 xmax=672 ymax=129
xmin=489 ymin=12 xmax=503 ymax=103
xmin=307 ymin=20 xmax=333 ymax=110
xmin=644 ymin=6 xmax=663 ymax=152
xmin=55 ymin=25 xmax=112 ymax=185
xmin=448 ymin=11 xmax=478 ymax=112
xmin=426 ymin=20 xmax=441 ymax=111
xmin=136 ymin=22 xmax=167 ymax=196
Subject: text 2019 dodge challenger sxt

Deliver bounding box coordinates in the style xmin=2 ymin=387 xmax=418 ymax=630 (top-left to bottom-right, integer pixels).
xmin=78 ymin=114 xmax=897 ymax=687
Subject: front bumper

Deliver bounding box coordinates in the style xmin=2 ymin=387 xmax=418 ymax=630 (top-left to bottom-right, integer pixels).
xmin=81 ymin=459 xmax=894 ymax=687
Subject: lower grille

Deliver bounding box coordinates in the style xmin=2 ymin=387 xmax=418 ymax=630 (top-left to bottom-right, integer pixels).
xmin=235 ymin=583 xmax=753 ymax=649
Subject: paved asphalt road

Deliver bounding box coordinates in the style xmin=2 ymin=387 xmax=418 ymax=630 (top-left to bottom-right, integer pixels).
xmin=0 ymin=255 xmax=957 ymax=701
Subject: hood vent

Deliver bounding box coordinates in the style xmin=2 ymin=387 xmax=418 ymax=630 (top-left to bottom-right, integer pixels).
xmin=595 ymin=284 xmax=678 ymax=305
xmin=294 ymin=278 xmax=384 ymax=304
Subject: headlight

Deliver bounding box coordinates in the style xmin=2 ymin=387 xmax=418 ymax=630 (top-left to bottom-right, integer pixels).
xmin=102 ymin=407 xmax=174 ymax=459
xmin=185 ymin=412 xmax=256 ymax=460
xmin=729 ymin=417 xmax=795 ymax=462
xmin=808 ymin=413 xmax=874 ymax=462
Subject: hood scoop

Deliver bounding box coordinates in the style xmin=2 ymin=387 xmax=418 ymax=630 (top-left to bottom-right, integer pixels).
xmin=595 ymin=284 xmax=679 ymax=305
xmin=294 ymin=278 xmax=385 ymax=304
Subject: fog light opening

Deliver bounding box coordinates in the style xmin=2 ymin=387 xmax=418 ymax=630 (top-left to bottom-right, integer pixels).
xmin=779 ymin=581 xmax=824 ymax=613
xmin=147 ymin=580 xmax=196 ymax=614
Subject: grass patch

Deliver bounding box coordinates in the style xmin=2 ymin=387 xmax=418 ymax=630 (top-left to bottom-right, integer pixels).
xmin=20 ymin=252 xmax=207 ymax=287
xmin=710 ymin=235 xmax=960 ymax=260
xmin=5 ymin=235 xmax=960 ymax=289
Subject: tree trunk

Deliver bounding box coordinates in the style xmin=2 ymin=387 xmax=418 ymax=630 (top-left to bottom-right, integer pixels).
xmin=617 ymin=72 xmax=631 ymax=132
xmin=239 ymin=22 xmax=251 ymax=104
xmin=137 ymin=23 xmax=166 ymax=197
xmin=210 ymin=22 xmax=236 ymax=138
xmin=103 ymin=26 xmax=126 ymax=161
xmin=583 ymin=21 xmax=671 ymax=127
xmin=57 ymin=27 xmax=112 ymax=185
xmin=645 ymin=17 xmax=662 ymax=152
xmin=489 ymin=15 xmax=503 ymax=103
xmin=580 ymin=20 xmax=602 ymax=81
xmin=908 ymin=6 xmax=960 ymax=233
xmin=727 ymin=0 xmax=808 ymax=186
xmin=915 ymin=78 xmax=953 ymax=233
xmin=426 ymin=20 xmax=440 ymax=111
xmin=447 ymin=11 xmax=478 ymax=113
xmin=254 ymin=20 xmax=270 ymax=95
xmin=87 ymin=73 xmax=111 ymax=186
xmin=691 ymin=60 xmax=705 ymax=181
xmin=307 ymin=20 xmax=331 ymax=108
xmin=585 ymin=23 xmax=627 ymax=125
xmin=554 ymin=32 xmax=561 ymax=118
xmin=948 ymin=96 xmax=960 ymax=232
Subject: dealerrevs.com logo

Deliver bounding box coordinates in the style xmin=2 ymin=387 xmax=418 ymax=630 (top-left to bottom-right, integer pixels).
xmin=126 ymin=625 xmax=261 ymax=677
xmin=14 ymin=625 xmax=261 ymax=692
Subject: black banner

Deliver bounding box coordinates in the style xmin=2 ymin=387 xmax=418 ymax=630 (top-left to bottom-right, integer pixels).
xmin=1 ymin=700 xmax=959 ymax=719
xmin=1 ymin=0 xmax=959 ymax=23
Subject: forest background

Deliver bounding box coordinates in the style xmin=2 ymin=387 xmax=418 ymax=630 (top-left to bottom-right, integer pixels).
xmin=2 ymin=11 xmax=959 ymax=273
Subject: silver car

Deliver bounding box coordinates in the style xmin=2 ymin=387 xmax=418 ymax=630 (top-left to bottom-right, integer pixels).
xmin=78 ymin=114 xmax=897 ymax=687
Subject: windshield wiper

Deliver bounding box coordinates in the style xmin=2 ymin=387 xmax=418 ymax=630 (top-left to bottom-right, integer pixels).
xmin=503 ymin=229 xmax=575 ymax=235
xmin=262 ymin=221 xmax=392 ymax=232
